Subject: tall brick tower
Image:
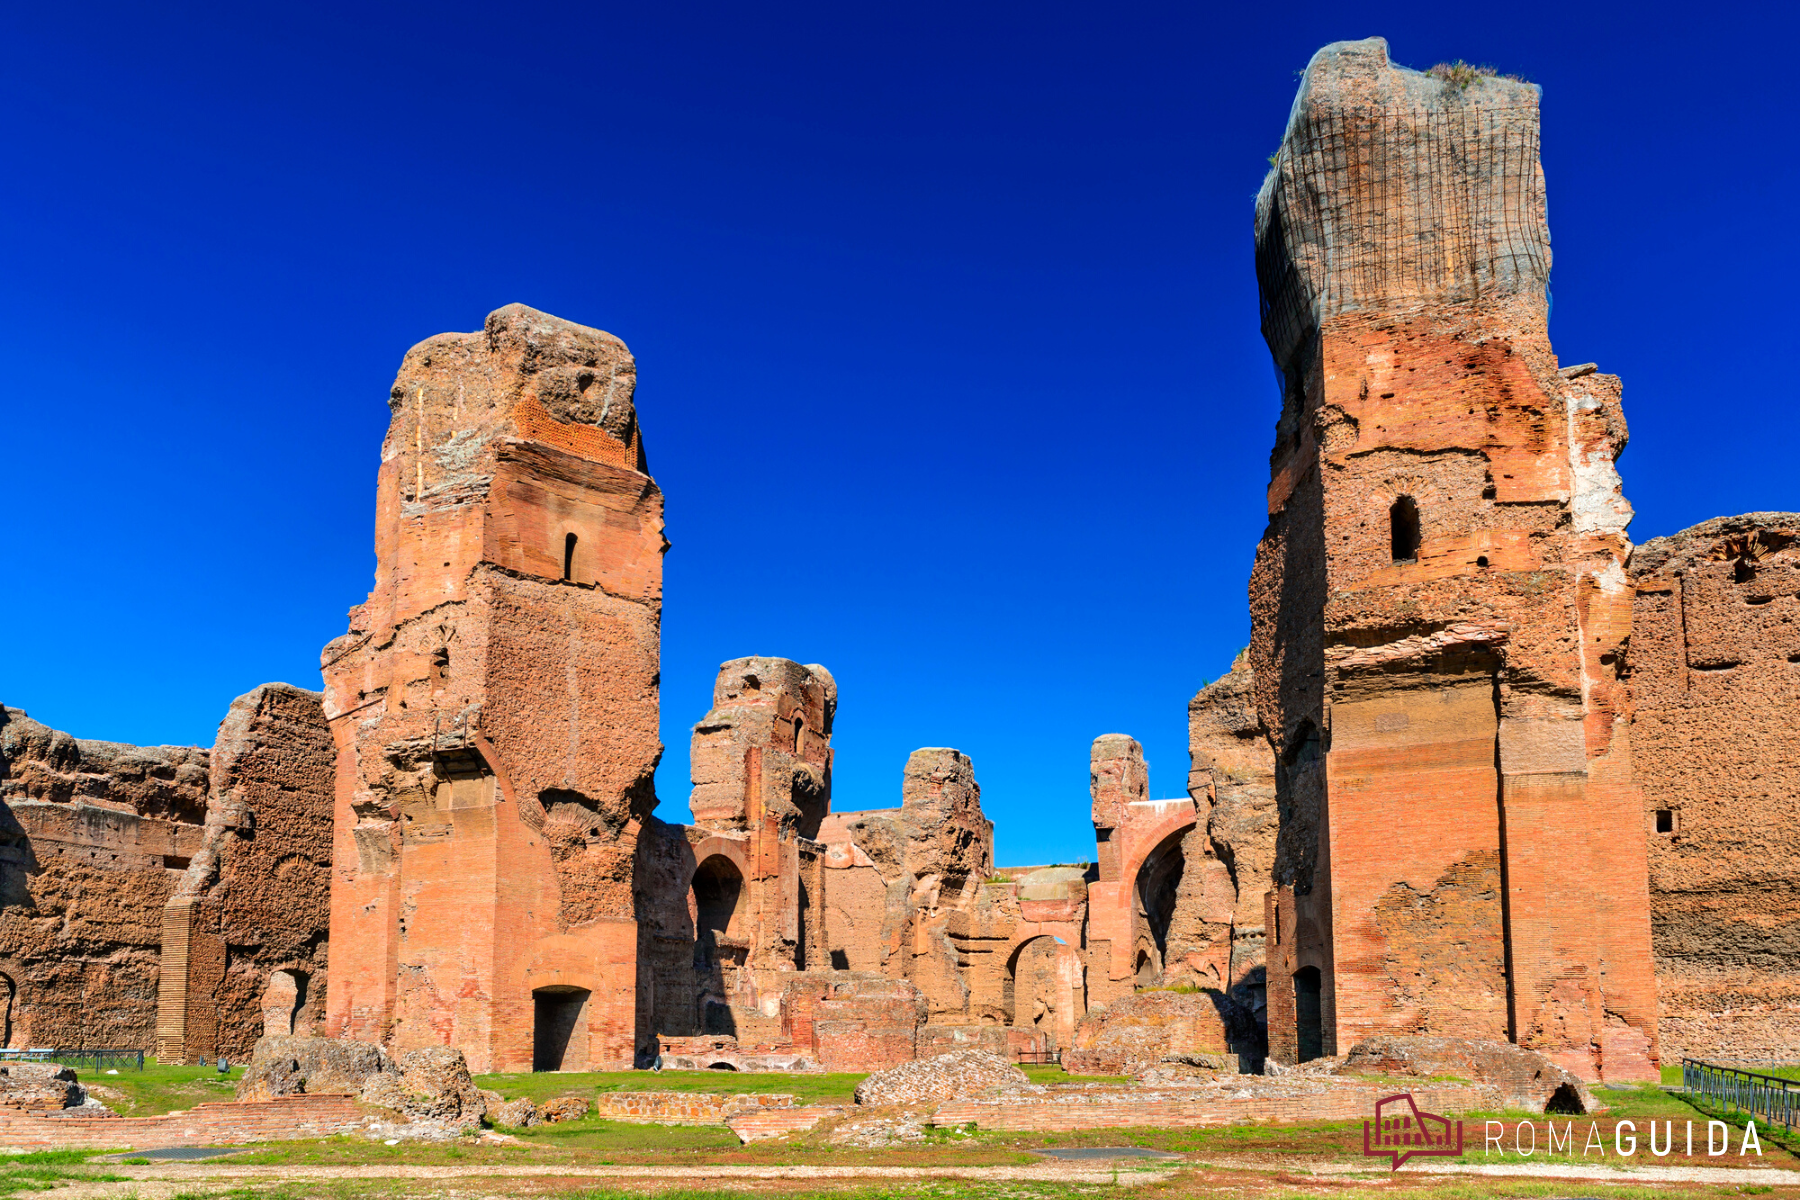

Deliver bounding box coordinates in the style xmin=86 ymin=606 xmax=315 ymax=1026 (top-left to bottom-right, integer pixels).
xmin=320 ymin=304 xmax=665 ymax=1072
xmin=1251 ymin=40 xmax=1658 ymax=1082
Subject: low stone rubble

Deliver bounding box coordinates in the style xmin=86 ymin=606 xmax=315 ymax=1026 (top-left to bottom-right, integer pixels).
xmin=852 ymin=1050 xmax=1026 ymax=1106
xmin=0 ymin=1064 xmax=87 ymax=1115
xmin=538 ymin=1096 xmax=592 ymax=1123
xmin=1066 ymin=990 xmax=1236 ymax=1076
xmin=237 ymin=1036 xmax=395 ymax=1102
xmin=1338 ymin=1035 xmax=1598 ymax=1113
xmin=491 ymin=1098 xmax=539 ymax=1128
xmin=357 ymin=1047 xmax=488 ymax=1131
xmin=237 ymin=1035 xmax=489 ymax=1138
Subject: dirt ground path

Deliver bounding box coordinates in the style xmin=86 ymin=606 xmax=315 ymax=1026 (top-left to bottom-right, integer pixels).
xmin=48 ymin=1159 xmax=1180 ymax=1198
xmin=43 ymin=1154 xmax=1800 ymax=1198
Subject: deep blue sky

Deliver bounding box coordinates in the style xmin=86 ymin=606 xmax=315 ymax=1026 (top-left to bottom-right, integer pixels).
xmin=2 ymin=2 xmax=1793 ymax=865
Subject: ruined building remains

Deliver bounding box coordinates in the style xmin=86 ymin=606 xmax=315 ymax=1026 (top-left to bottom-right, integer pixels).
xmin=0 ymin=39 xmax=1795 ymax=1081
xmin=320 ymin=305 xmax=664 ymax=1073
xmin=1248 ymin=38 xmax=1657 ymax=1082
xmin=1628 ymin=514 xmax=1800 ymax=1062
xmin=0 ymin=685 xmax=333 ymax=1060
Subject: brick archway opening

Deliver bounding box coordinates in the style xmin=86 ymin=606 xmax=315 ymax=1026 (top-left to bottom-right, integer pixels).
xmin=691 ymin=854 xmax=745 ymax=970
xmin=1134 ymin=830 xmax=1186 ymax=980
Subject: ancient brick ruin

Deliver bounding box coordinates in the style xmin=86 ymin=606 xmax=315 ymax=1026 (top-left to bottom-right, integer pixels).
xmin=0 ymin=37 xmax=1794 ymax=1083
xmin=0 ymin=685 xmax=332 ymax=1059
xmin=1249 ymin=37 xmax=1657 ymax=1082
xmin=1628 ymin=514 xmax=1800 ymax=1062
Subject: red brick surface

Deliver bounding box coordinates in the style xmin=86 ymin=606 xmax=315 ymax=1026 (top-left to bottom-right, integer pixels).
xmin=0 ymin=1094 xmax=368 ymax=1150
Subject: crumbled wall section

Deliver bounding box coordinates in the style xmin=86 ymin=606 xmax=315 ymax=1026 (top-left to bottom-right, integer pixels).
xmin=157 ymin=684 xmax=334 ymax=1063
xmin=1187 ymin=654 xmax=1278 ymax=1052
xmin=0 ymin=708 xmax=209 ymax=1049
xmin=816 ymin=750 xmax=1043 ymax=1049
xmin=1249 ymin=37 xmax=1658 ymax=1081
xmin=1629 ymin=514 xmax=1800 ymax=1060
xmin=322 ymin=303 xmax=664 ymax=1073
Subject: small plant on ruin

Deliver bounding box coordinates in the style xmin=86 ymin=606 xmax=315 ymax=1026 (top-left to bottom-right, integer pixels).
xmin=1428 ymin=60 xmax=1529 ymax=90
xmin=1429 ymin=60 xmax=1495 ymax=90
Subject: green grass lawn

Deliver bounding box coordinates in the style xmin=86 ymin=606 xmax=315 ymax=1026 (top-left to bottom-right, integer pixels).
xmin=0 ymin=1151 xmax=126 ymax=1195
xmin=80 ymin=1056 xmax=245 ymax=1116
xmin=1020 ymin=1064 xmax=1133 ymax=1085
xmin=471 ymin=1063 xmax=1136 ymax=1108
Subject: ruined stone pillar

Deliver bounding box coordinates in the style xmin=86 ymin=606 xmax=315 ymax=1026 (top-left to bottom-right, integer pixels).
xmin=320 ymin=305 xmax=665 ymax=1073
xmin=1249 ymin=39 xmax=1657 ymax=1081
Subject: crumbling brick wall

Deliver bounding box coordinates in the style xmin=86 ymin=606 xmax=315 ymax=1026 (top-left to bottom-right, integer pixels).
xmin=1249 ymin=38 xmax=1657 ymax=1081
xmin=817 ymin=748 xmax=1029 ymax=1047
xmin=1629 ymin=514 xmax=1800 ymax=1060
xmin=322 ymin=304 xmax=664 ymax=1072
xmin=1187 ymin=653 xmax=1277 ymax=1048
xmin=156 ymin=683 xmax=334 ymax=1063
xmin=0 ymin=707 xmax=210 ymax=1049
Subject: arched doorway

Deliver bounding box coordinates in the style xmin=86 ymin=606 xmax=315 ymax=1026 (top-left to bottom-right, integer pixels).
xmin=1133 ymin=830 xmax=1186 ymax=981
xmin=691 ymin=855 xmax=745 ymax=970
xmin=0 ymin=973 xmax=15 ymax=1049
xmin=1004 ymin=935 xmax=1084 ymax=1049
xmin=1294 ymin=966 xmax=1323 ymax=1062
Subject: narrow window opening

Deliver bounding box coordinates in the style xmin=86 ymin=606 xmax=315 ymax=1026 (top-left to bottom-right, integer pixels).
xmin=1294 ymin=966 xmax=1324 ymax=1062
xmin=1654 ymin=809 xmax=1674 ymax=834
xmin=1390 ymin=496 xmax=1420 ymax=563
xmin=563 ymin=533 xmax=577 ymax=581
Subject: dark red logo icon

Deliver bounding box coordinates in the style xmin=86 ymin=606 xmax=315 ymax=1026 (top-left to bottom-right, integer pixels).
xmin=1363 ymin=1093 xmax=1465 ymax=1169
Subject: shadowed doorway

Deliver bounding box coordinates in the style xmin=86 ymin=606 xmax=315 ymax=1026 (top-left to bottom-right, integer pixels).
xmin=533 ymin=986 xmax=590 ymax=1072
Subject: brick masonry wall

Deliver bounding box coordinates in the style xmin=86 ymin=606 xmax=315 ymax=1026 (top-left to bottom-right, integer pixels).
xmin=0 ymin=1094 xmax=368 ymax=1150
xmin=1630 ymin=516 xmax=1800 ymax=1061
xmin=591 ymin=1090 xmax=795 ymax=1124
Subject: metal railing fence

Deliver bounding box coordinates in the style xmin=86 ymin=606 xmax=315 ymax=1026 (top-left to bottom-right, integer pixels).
xmin=1684 ymin=1058 xmax=1800 ymax=1131
xmin=50 ymin=1048 xmax=146 ymax=1072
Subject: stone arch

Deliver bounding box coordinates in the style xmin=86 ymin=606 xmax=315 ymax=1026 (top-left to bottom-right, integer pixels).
xmin=1002 ymin=935 xmax=1084 ymax=1050
xmin=691 ymin=853 xmax=747 ymax=970
xmin=1132 ymin=827 xmax=1188 ymax=976
xmin=1114 ymin=805 xmax=1197 ymax=897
